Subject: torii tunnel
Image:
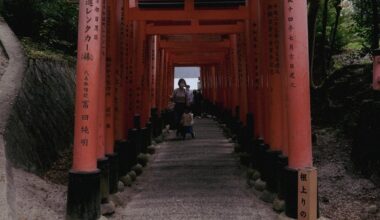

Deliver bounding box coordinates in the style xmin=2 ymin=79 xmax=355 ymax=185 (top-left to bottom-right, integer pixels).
xmin=67 ymin=0 xmax=317 ymax=219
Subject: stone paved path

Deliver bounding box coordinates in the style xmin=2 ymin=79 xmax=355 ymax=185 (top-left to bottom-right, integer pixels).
xmin=114 ymin=119 xmax=277 ymax=220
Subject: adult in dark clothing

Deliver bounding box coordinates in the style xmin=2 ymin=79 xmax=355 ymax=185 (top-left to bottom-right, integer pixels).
xmin=172 ymin=78 xmax=188 ymax=135
xmin=193 ymin=89 xmax=203 ymax=116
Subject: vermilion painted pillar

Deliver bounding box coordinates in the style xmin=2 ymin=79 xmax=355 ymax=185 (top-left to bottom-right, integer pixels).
xmin=162 ymin=53 xmax=169 ymax=110
xmin=267 ymin=0 xmax=284 ymax=152
xmin=157 ymin=49 xmax=165 ymax=112
xmin=251 ymin=0 xmax=264 ymax=139
xmin=215 ymin=65 xmax=219 ymax=105
xmin=222 ymin=62 xmax=228 ymax=110
xmin=261 ymin=0 xmax=289 ymax=195
xmin=373 ymin=49 xmax=380 ymax=90
xmin=214 ymin=65 xmax=219 ymax=106
xmin=283 ymin=0 xmax=314 ymax=218
xmin=245 ymin=14 xmax=255 ymax=116
xmin=105 ymin=0 xmax=119 ymax=194
xmin=230 ymin=35 xmax=240 ymax=118
xmin=283 ymin=0 xmax=313 ymax=172
xmin=141 ymin=34 xmax=151 ymax=128
xmin=135 ymin=21 xmax=149 ymax=126
xmin=124 ymin=21 xmax=135 ymax=133
xmin=115 ymin=0 xmax=126 ymax=141
xmin=168 ymin=63 xmax=175 ymax=103
xmin=280 ymin=0 xmax=289 ymax=157
xmin=164 ymin=58 xmax=169 ymax=107
xmin=200 ymin=66 xmax=205 ymax=99
xmin=154 ymin=48 xmax=162 ymax=112
xmin=211 ymin=66 xmax=217 ymax=104
xmin=67 ymin=1 xmax=102 ymax=219
xmin=248 ymin=0 xmax=261 ymax=138
xmin=160 ymin=51 xmax=168 ymax=111
xmin=216 ymin=65 xmax=224 ymax=108
xmin=132 ymin=21 xmax=143 ymax=125
xmin=97 ymin=0 xmax=110 ymax=203
xmin=237 ymin=33 xmax=248 ymax=125
xmin=260 ymin=0 xmax=271 ymax=144
xmin=150 ymin=36 xmax=158 ymax=109
xmin=149 ymin=36 xmax=160 ymax=137
xmin=206 ymin=66 xmax=211 ymax=101
xmin=226 ymin=60 xmax=233 ymax=112
xmin=207 ymin=66 xmax=212 ymax=103
xmin=115 ymin=0 xmax=132 ymax=178
xmin=205 ymin=66 xmax=209 ymax=101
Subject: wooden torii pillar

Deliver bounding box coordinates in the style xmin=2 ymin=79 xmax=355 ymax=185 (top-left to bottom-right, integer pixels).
xmin=67 ymin=1 xmax=102 ymax=219
xmin=124 ymin=20 xmax=135 ymax=133
xmin=97 ymin=0 xmax=109 ymax=205
xmin=105 ymin=0 xmax=119 ymax=195
xmin=255 ymin=0 xmax=285 ymax=195
xmin=373 ymin=49 xmax=380 ymax=90
xmin=230 ymin=34 xmax=240 ymax=119
xmin=237 ymin=32 xmax=249 ymax=125
xmin=282 ymin=0 xmax=317 ymax=218
xmin=247 ymin=0 xmax=264 ymax=139
xmin=114 ymin=0 xmax=125 ymax=141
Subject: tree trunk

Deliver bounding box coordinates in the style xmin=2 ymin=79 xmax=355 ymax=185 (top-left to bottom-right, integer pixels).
xmin=308 ymin=0 xmax=321 ymax=77
xmin=327 ymin=1 xmax=342 ymax=67
xmin=320 ymin=0 xmax=329 ymax=74
xmin=371 ymin=0 xmax=379 ymax=50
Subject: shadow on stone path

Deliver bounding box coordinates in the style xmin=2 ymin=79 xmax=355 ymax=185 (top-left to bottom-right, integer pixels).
xmin=112 ymin=119 xmax=277 ymax=220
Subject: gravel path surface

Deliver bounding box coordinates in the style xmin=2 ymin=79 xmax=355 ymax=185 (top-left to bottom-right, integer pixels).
xmin=111 ymin=119 xmax=277 ymax=220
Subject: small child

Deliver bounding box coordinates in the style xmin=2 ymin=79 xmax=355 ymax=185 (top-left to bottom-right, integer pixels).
xmin=180 ymin=107 xmax=195 ymax=140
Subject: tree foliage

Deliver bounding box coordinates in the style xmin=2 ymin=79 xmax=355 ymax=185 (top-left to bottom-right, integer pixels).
xmin=2 ymin=0 xmax=78 ymax=55
xmin=309 ymin=0 xmax=379 ymax=88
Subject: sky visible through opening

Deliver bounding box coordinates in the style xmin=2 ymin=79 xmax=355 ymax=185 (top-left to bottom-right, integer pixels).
xmin=174 ymin=67 xmax=201 ymax=90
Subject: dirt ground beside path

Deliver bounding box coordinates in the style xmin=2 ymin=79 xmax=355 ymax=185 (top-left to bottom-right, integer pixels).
xmin=10 ymin=167 xmax=66 ymax=220
xmin=314 ymin=127 xmax=380 ymax=220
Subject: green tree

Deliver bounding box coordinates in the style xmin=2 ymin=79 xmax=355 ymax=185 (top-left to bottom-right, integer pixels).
xmin=352 ymin=0 xmax=380 ymax=50
xmin=3 ymin=0 xmax=78 ymax=54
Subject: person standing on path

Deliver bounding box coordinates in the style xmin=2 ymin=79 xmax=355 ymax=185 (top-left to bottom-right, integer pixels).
xmin=180 ymin=107 xmax=195 ymax=139
xmin=173 ymin=78 xmax=188 ymax=136
xmin=186 ymin=85 xmax=194 ymax=105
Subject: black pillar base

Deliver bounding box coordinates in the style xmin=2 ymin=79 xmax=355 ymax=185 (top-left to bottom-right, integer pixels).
xmin=141 ymin=127 xmax=149 ymax=153
xmin=284 ymin=166 xmax=298 ymax=218
xmin=133 ymin=114 xmax=141 ymax=129
xmin=66 ymin=170 xmax=101 ymax=220
xmin=128 ymin=128 xmax=139 ymax=168
xmin=256 ymin=142 xmax=269 ymax=177
xmin=115 ymin=140 xmax=129 ymax=177
xmin=276 ymin=155 xmax=288 ymax=200
xmin=157 ymin=116 xmax=163 ymax=135
xmin=251 ymin=138 xmax=263 ymax=169
xmin=264 ymin=150 xmax=282 ymax=192
xmin=146 ymin=122 xmax=152 ymax=146
xmin=136 ymin=128 xmax=143 ymax=154
xmin=106 ymin=153 xmax=119 ymax=194
xmin=150 ymin=108 xmax=159 ymax=137
xmin=97 ymin=157 xmax=110 ymax=203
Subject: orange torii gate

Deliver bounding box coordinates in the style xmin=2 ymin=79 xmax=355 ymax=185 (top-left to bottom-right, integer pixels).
xmin=67 ymin=1 xmax=317 ymax=220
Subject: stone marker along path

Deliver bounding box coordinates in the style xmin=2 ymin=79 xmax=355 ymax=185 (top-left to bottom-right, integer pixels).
xmin=112 ymin=119 xmax=277 ymax=220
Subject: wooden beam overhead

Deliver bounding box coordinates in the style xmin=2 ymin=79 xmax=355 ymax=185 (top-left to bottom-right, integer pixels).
xmin=125 ymin=7 xmax=249 ymax=21
xmin=158 ymin=40 xmax=231 ymax=49
xmin=146 ymin=23 xmax=244 ymax=35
